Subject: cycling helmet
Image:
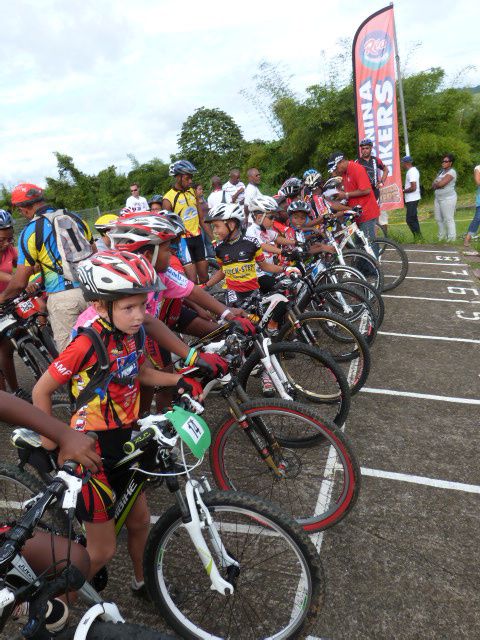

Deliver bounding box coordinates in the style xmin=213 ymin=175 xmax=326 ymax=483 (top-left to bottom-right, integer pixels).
xmin=359 ymin=138 xmax=373 ymax=147
xmin=303 ymin=172 xmax=323 ymax=189
xmin=303 ymin=168 xmax=318 ymax=179
xmin=0 ymin=210 xmax=13 ymax=229
xmin=169 ymin=160 xmax=197 ymax=176
xmin=205 ymin=203 xmax=244 ymax=224
xmin=248 ymin=195 xmax=280 ymax=214
xmin=162 ymin=211 xmax=186 ymax=235
xmin=109 ymin=213 xmax=178 ymax=252
xmin=78 ymin=250 xmax=163 ymax=301
xmin=287 ymin=200 xmax=311 ymax=216
xmin=279 ymin=177 xmax=303 ymax=198
xmin=94 ymin=214 xmax=118 ymax=232
xmin=11 ymin=183 xmax=44 ymax=207
xmin=148 ymin=194 xmax=164 ymax=207
xmin=119 ymin=206 xmax=137 ymax=216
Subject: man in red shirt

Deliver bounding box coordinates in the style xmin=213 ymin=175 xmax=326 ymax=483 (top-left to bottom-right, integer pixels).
xmin=327 ymin=151 xmax=380 ymax=242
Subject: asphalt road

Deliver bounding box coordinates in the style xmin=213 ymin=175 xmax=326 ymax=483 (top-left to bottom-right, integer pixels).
xmin=1 ymin=243 xmax=479 ymax=639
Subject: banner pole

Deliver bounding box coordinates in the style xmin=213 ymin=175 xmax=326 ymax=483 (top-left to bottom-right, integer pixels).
xmin=391 ymin=2 xmax=410 ymax=155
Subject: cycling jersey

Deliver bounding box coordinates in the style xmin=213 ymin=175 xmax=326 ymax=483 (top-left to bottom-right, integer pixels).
xmin=355 ymin=156 xmax=385 ymax=199
xmin=17 ymin=206 xmax=93 ymax=293
xmin=245 ymin=223 xmax=277 ymax=276
xmin=305 ymin=194 xmax=328 ymax=220
xmin=215 ymin=236 xmax=265 ymax=292
xmin=163 ymin=188 xmax=201 ymax=237
xmin=49 ymin=317 xmax=145 ymax=431
xmin=0 ymin=244 xmax=17 ymax=294
xmin=170 ymin=236 xmax=192 ymax=266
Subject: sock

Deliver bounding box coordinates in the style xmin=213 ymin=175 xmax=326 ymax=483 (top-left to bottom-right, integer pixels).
xmin=132 ymin=576 xmax=145 ymax=590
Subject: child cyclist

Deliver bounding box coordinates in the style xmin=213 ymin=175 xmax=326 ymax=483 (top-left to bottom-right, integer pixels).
xmin=245 ymin=195 xmax=296 ymax=293
xmin=32 ymin=250 xmax=204 ymax=595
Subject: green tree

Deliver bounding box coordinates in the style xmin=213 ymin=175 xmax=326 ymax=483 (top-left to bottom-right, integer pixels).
xmin=177 ymin=107 xmax=245 ymax=185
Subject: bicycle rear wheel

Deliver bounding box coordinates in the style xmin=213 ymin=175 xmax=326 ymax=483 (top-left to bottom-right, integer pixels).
xmin=372 ymin=237 xmax=409 ymax=291
xmin=341 ymin=249 xmax=384 ymax=292
xmin=238 ymin=341 xmax=350 ymax=425
xmin=210 ymin=400 xmax=360 ymax=531
xmin=144 ymin=489 xmax=324 ymax=639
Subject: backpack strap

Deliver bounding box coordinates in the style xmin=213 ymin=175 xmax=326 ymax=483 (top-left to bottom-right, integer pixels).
xmin=74 ymin=327 xmax=111 ymax=411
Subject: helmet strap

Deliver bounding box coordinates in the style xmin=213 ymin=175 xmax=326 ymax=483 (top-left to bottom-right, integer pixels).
xmin=151 ymin=245 xmax=160 ymax=268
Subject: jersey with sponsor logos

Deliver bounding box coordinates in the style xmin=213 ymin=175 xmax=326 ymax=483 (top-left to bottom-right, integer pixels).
xmin=214 ymin=236 xmax=265 ymax=292
xmin=163 ymin=188 xmax=201 ymax=237
xmin=48 ymin=317 xmax=145 ymax=431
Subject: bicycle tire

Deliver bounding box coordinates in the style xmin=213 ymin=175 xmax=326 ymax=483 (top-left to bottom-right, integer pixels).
xmin=57 ymin=621 xmax=175 ymax=640
xmin=17 ymin=340 xmax=51 ymax=381
xmin=144 ymin=489 xmax=325 ymax=639
xmin=341 ymin=249 xmax=384 ymax=292
xmin=237 ymin=341 xmax=350 ymax=425
xmin=314 ymin=264 xmax=368 ymax=289
xmin=0 ymin=462 xmax=68 ymax=535
xmin=372 ymin=237 xmax=409 ymax=291
xmin=276 ymin=311 xmax=371 ymax=395
xmin=312 ymin=281 xmax=385 ymax=334
xmin=210 ymin=400 xmax=360 ymax=531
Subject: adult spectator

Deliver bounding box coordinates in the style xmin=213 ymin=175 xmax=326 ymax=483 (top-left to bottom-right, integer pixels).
xmin=223 ymin=169 xmax=245 ymax=205
xmin=463 ymin=165 xmax=480 ymax=248
xmin=327 ymin=151 xmax=380 ymax=242
xmin=125 ymin=183 xmax=148 ymax=211
xmin=208 ymin=176 xmax=231 ymax=210
xmin=356 ymin=138 xmax=389 ymax=233
xmin=162 ymin=160 xmax=209 ymax=283
xmin=195 ymin=182 xmax=215 ymax=259
xmin=243 ymin=168 xmax=262 ymax=219
xmin=432 ymin=153 xmax=457 ymax=242
xmin=401 ymin=156 xmax=423 ymax=241
xmin=0 ymin=183 xmax=94 ymax=352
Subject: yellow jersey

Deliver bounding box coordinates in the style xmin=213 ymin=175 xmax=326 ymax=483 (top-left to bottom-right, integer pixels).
xmin=164 ymin=188 xmax=201 ymax=237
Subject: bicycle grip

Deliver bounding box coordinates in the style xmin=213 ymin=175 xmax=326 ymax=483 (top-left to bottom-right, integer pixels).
xmin=63 ymin=432 xmax=99 ymax=472
xmin=123 ymin=427 xmax=155 ymax=454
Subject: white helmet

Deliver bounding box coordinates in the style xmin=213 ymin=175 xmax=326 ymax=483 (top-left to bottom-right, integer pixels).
xmin=304 ymin=172 xmax=323 ymax=188
xmin=205 ymin=203 xmax=244 ymax=224
xmin=108 ymin=213 xmax=178 ymax=251
xmin=248 ymin=195 xmax=280 ymax=214
xmin=78 ymin=250 xmax=163 ymax=301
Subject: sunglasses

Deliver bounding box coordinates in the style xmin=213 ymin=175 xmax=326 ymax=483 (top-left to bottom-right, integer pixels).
xmin=441 ymin=160 xmax=451 ymax=163
xmin=130 ymin=188 xmax=139 ymax=193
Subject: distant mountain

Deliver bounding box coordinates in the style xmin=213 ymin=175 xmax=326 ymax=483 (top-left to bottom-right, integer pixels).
xmin=470 ymin=85 xmax=480 ymax=93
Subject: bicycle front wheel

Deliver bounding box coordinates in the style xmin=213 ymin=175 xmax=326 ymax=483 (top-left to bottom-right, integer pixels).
xmin=210 ymin=399 xmax=360 ymax=531
xmin=238 ymin=341 xmax=350 ymax=425
xmin=144 ymin=490 xmax=324 ymax=640
xmin=341 ymin=249 xmax=384 ymax=292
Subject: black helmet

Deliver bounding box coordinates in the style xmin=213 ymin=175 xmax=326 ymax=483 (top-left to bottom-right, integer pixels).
xmin=169 ymin=160 xmax=197 ymax=176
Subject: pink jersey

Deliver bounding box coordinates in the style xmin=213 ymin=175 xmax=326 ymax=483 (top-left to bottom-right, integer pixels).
xmin=0 ymin=245 xmax=17 ymax=294
xmin=73 ymin=266 xmax=194 ymax=332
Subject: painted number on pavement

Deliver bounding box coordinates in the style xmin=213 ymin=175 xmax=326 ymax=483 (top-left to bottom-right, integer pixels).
xmin=456 ymin=310 xmax=480 ymax=321
xmin=436 ymin=256 xmax=460 ymax=262
xmin=447 ymin=287 xmax=479 ymax=296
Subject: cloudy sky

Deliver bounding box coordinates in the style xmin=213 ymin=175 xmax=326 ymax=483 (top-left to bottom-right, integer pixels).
xmin=1 ymin=0 xmax=477 ymax=187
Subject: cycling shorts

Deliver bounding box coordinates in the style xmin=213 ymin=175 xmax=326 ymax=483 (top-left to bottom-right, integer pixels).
xmin=76 ymin=427 xmax=139 ymax=523
xmin=175 ymin=305 xmax=198 ymax=332
xmin=185 ymin=235 xmax=206 ymax=263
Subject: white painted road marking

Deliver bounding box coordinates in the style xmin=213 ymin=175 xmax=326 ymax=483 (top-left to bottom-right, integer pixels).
xmin=377 ymin=330 xmax=480 ymax=344
xmin=404 ymin=249 xmax=459 ymax=254
xmin=361 ymin=468 xmax=480 ymax=494
xmin=383 ymin=294 xmax=480 ymax=304
xmin=383 ymin=275 xmax=473 ymax=282
xmin=381 ymin=260 xmax=467 ymax=266
xmin=360 ymin=387 xmax=480 ymax=405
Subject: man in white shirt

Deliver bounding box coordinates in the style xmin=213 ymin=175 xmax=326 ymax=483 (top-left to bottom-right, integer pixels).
xmin=402 ymin=156 xmax=422 ymax=241
xmin=207 ymin=176 xmax=231 ymax=210
xmin=223 ymin=169 xmax=245 ymax=205
xmin=243 ymin=168 xmax=263 ymax=221
xmin=125 ymin=183 xmax=149 ymax=211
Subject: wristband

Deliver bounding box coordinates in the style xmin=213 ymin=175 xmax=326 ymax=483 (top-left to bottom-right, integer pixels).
xmin=220 ymin=308 xmax=231 ymax=322
xmin=184 ymin=347 xmax=198 ymax=366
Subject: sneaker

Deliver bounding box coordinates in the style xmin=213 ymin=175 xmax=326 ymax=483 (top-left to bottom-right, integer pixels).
xmin=131 ymin=576 xmax=151 ymax=602
xmin=261 ymin=372 xmax=275 ymax=397
xmin=12 ymin=598 xmax=69 ymax=633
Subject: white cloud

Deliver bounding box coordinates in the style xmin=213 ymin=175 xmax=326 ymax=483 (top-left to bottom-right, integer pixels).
xmin=0 ymin=0 xmax=477 ymax=187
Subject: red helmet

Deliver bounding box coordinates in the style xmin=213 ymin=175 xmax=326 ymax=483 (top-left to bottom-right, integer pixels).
xmin=11 ymin=183 xmax=44 ymax=207
xmin=109 ymin=213 xmax=178 ymax=252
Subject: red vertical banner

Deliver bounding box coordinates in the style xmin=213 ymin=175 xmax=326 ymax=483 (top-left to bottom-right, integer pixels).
xmin=352 ymin=5 xmax=404 ymax=210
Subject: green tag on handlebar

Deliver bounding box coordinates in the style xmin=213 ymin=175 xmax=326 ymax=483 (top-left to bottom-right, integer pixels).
xmin=165 ymin=406 xmax=211 ymax=459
